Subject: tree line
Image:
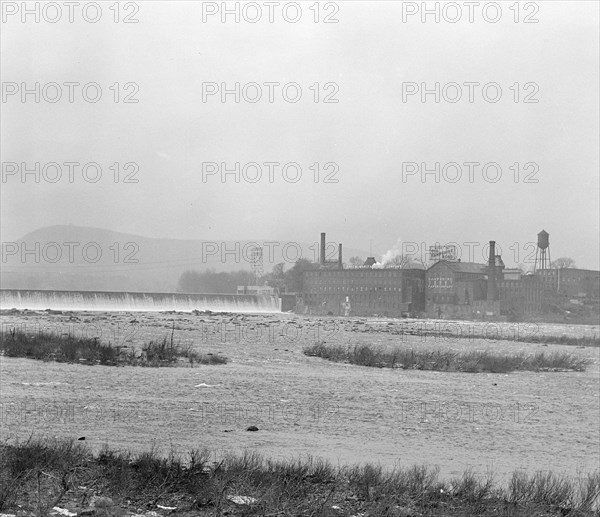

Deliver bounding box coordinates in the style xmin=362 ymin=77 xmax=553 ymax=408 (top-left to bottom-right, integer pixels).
xmin=176 ymin=258 xmax=319 ymax=294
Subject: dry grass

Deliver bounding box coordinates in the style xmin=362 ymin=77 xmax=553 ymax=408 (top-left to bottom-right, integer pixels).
xmin=1 ymin=437 xmax=598 ymax=516
xmin=521 ymin=334 xmax=600 ymax=347
xmin=353 ymin=322 xmax=600 ymax=348
xmin=0 ymin=328 xmax=227 ymax=367
xmin=304 ymin=343 xmax=590 ymax=373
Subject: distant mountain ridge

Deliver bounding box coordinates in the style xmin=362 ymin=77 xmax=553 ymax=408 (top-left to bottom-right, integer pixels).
xmin=1 ymin=225 xmax=370 ymax=292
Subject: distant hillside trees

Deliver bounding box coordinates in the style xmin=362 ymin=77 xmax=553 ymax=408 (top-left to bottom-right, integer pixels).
xmin=384 ymin=255 xmax=411 ymax=268
xmin=263 ymin=263 xmax=286 ymax=291
xmin=177 ymin=258 xmax=320 ymax=294
xmin=384 ymin=255 xmax=426 ymax=269
xmin=551 ymin=257 xmax=576 ymax=269
xmin=348 ymin=256 xmax=364 ymax=268
xmin=177 ymin=269 xmax=256 ymax=294
xmin=261 ymin=258 xmax=320 ymax=293
xmin=282 ymin=258 xmax=320 ymax=293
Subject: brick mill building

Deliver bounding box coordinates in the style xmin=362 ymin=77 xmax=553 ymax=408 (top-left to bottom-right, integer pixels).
xmin=299 ymin=232 xmax=599 ymax=320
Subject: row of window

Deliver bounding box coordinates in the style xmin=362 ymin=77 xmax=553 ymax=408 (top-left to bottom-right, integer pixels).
xmin=430 ymin=294 xmax=458 ymax=304
xmin=428 ymin=278 xmax=453 ymax=288
xmin=309 ymin=271 xmax=412 ymax=278
xmin=304 ymin=295 xmax=407 ymax=309
xmin=307 ymin=282 xmax=403 ymax=289
xmin=307 ymin=286 xmax=402 ymax=293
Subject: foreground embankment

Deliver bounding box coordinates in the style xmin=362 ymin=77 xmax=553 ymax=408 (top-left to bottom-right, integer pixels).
xmin=1 ymin=310 xmax=599 ymax=496
xmin=1 ymin=437 xmax=599 ymax=517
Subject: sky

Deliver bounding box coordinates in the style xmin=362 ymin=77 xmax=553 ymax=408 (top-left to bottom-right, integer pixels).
xmin=2 ymin=0 xmax=599 ymax=268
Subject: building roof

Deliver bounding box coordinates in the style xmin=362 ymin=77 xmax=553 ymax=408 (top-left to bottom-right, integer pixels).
xmin=364 ymin=257 xmax=377 ymax=267
xmin=428 ymin=260 xmax=487 ymax=274
xmin=537 ymin=267 xmax=600 ymax=275
xmin=305 ymin=267 xmax=424 ymax=274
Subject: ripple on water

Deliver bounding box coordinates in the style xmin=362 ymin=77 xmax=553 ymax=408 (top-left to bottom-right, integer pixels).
xmin=1 ymin=311 xmax=599 ymax=483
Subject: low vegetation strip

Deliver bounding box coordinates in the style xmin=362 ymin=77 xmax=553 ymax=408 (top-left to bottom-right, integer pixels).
xmin=441 ymin=331 xmax=599 ymax=348
xmin=0 ymin=329 xmax=227 ymax=367
xmin=1 ymin=437 xmax=598 ymax=517
xmin=352 ymin=324 xmax=600 ymax=348
xmin=303 ymin=343 xmax=590 ymax=373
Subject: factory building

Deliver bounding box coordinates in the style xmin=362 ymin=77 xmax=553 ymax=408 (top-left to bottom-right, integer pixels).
xmin=299 ymin=232 xmax=598 ymax=320
xmin=424 ymin=242 xmax=512 ymax=319
xmin=299 ymin=233 xmax=425 ymax=316
xmin=536 ymin=268 xmax=600 ymax=299
xmin=302 ymin=268 xmax=425 ymax=317
xmin=425 ymin=260 xmax=488 ymax=318
xmin=497 ymin=274 xmax=544 ymax=318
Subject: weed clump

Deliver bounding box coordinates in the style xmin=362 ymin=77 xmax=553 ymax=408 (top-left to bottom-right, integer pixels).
xmin=304 ymin=343 xmax=589 ymax=373
xmin=1 ymin=437 xmax=598 ymax=516
xmin=0 ymin=328 xmax=227 ymax=367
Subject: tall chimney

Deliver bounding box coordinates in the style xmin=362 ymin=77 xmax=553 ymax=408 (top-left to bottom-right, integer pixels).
xmin=487 ymin=240 xmax=498 ymax=301
xmin=320 ymin=233 xmax=326 ymax=265
xmin=338 ymin=243 xmax=343 ymax=270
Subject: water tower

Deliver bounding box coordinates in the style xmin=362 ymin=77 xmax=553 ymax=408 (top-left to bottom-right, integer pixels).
xmin=534 ymin=230 xmax=551 ymax=272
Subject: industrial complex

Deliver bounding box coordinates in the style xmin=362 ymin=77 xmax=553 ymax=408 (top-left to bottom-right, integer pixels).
xmin=296 ymin=232 xmax=600 ymax=320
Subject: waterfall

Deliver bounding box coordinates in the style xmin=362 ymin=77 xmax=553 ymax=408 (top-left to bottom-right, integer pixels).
xmin=0 ymin=289 xmax=281 ymax=313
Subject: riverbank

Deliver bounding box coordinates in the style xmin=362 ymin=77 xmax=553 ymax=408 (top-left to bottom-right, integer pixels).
xmin=2 ymin=437 xmax=598 ymax=517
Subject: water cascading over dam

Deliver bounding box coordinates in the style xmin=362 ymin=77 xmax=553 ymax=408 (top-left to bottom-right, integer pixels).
xmin=0 ymin=289 xmax=281 ymax=313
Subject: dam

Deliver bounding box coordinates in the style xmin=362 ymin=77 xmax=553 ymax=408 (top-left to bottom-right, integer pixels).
xmin=0 ymin=289 xmax=281 ymax=313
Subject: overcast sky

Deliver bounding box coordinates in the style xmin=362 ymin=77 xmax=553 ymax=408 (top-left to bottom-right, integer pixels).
xmin=2 ymin=1 xmax=599 ymax=268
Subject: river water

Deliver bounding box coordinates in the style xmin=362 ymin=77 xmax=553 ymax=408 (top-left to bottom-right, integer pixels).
xmin=1 ymin=311 xmax=598 ymax=484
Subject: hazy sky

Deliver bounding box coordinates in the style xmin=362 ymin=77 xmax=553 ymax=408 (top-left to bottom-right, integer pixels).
xmin=2 ymin=1 xmax=599 ymax=268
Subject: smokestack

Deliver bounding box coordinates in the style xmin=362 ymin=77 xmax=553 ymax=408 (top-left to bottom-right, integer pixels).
xmin=487 ymin=241 xmax=498 ymax=301
xmin=320 ymin=233 xmax=326 ymax=266
xmin=338 ymin=243 xmax=343 ymax=270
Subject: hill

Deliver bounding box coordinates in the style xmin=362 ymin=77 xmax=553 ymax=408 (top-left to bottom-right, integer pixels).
xmin=1 ymin=225 xmax=369 ymax=292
